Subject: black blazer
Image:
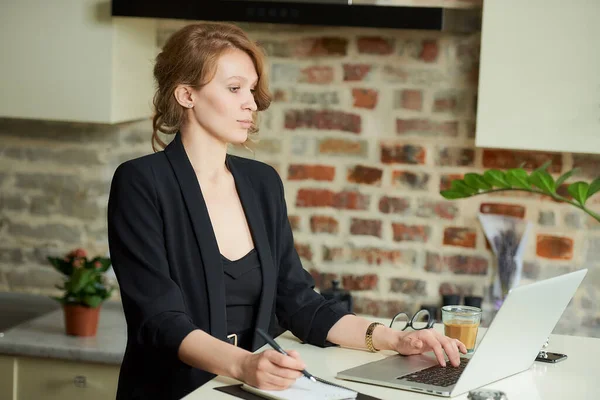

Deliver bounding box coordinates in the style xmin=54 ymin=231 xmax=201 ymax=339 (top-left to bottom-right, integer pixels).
xmin=107 ymin=133 xmax=350 ymax=400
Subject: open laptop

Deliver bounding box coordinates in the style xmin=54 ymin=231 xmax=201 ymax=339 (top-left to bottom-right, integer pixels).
xmin=336 ymin=269 xmax=587 ymax=397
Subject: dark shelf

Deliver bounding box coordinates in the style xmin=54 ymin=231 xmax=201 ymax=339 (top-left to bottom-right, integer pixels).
xmin=111 ymin=0 xmax=446 ymax=30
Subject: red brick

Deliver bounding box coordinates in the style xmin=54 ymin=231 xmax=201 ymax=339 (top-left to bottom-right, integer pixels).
xmin=318 ymin=138 xmax=368 ymax=156
xmin=293 ymin=37 xmax=348 ymax=57
xmin=397 ymin=90 xmax=423 ymax=111
xmin=466 ymin=120 xmax=477 ymax=139
xmin=285 ymin=109 xmax=361 ymax=134
xmin=480 ymin=203 xmax=526 ymax=219
xmin=296 ymin=189 xmax=370 ymax=210
xmin=322 ymin=246 xmax=417 ymax=266
xmin=436 ymin=147 xmax=475 ymax=166
xmin=482 ymin=149 xmax=562 ymax=172
xmin=392 ymin=170 xmax=430 ymax=190
xmin=379 ymin=196 xmax=411 ymax=214
xmin=447 ymin=254 xmax=488 ymax=275
xmin=522 ymin=261 xmax=541 ymax=280
xmin=352 ymin=297 xmax=409 ymax=318
xmin=381 ymin=144 xmax=426 ymax=164
xmin=439 ymin=282 xmax=475 ymax=296
xmin=299 ymin=66 xmax=334 ymax=84
xmin=390 ymin=278 xmax=427 ymax=295
xmin=273 ymin=89 xmax=287 ymax=102
xmin=343 ymin=63 xmax=373 ymax=82
xmin=347 ymin=165 xmax=383 ymax=185
xmin=426 ymin=252 xmax=489 ymax=275
xmin=382 ymin=65 xmax=446 ymax=85
xmin=555 ymin=183 xmax=573 ymax=201
xmin=357 ymin=37 xmax=394 ymax=55
xmin=425 ymin=252 xmax=444 ymax=273
xmin=536 ymin=235 xmax=574 ymax=260
xmin=433 ymin=91 xmax=464 ymax=113
xmin=288 ymin=164 xmax=335 ymax=181
xmin=294 ymin=243 xmax=313 ymax=261
xmin=352 ymin=88 xmax=379 ymax=109
xmin=440 ymin=173 xmax=464 ymax=191
xmin=342 ymin=274 xmax=378 ymax=291
xmin=573 ymin=153 xmax=600 ymax=179
xmin=288 ymin=215 xmax=301 ymax=231
xmin=310 ymin=215 xmax=339 ymax=234
xmin=392 ymin=223 xmax=430 ymax=242
xmin=322 ymin=246 xmax=345 ymax=262
xmin=416 ymin=199 xmax=459 ymax=220
xmin=333 ymin=191 xmax=370 ymax=210
xmin=350 ymin=218 xmax=382 ymax=237
xmin=309 ymin=269 xmax=338 ymax=290
xmin=296 ymin=189 xmax=334 ymax=208
xmin=396 ymin=119 xmax=459 ymax=137
xmin=420 ymin=39 xmax=439 ymax=62
xmin=443 ymin=227 xmax=477 ymax=248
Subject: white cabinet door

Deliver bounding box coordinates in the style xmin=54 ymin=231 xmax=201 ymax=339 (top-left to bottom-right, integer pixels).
xmin=476 ymin=0 xmax=600 ymax=154
xmin=16 ymin=356 xmax=119 ymax=400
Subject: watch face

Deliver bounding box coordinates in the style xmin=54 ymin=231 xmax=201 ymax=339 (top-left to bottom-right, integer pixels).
xmin=468 ymin=389 xmax=508 ymax=400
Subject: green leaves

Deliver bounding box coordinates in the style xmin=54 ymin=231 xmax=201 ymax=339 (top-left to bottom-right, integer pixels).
xmin=588 ymin=178 xmax=600 ymax=199
xmin=439 ymin=162 xmax=600 ymax=224
xmin=464 ymin=173 xmax=492 ymax=190
xmin=505 ymin=169 xmax=531 ymax=189
xmin=528 ymin=170 xmax=555 ymax=193
xmin=483 ymin=170 xmax=510 ymax=188
xmin=47 ymin=251 xmax=113 ymax=308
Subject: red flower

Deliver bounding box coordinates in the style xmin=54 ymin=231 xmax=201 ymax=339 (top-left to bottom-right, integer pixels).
xmin=68 ymin=248 xmax=87 ymax=259
xmin=94 ymin=261 xmax=102 ymax=269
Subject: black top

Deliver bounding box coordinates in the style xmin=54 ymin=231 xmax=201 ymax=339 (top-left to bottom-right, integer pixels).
xmin=107 ymin=132 xmax=352 ymax=400
xmin=223 ymin=248 xmax=262 ymax=351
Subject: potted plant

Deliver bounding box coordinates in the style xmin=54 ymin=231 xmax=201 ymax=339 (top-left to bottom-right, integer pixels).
xmin=440 ymin=161 xmax=600 ymax=222
xmin=47 ymin=248 xmax=114 ymax=337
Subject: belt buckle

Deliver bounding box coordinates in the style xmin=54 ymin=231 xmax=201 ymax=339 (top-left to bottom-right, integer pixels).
xmin=227 ymin=333 xmax=238 ymax=347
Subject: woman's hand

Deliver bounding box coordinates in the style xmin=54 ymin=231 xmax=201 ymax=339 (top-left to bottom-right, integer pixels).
xmin=238 ymin=349 xmax=306 ymax=390
xmin=373 ymin=326 xmax=467 ymax=367
xmin=392 ymin=329 xmax=467 ymax=367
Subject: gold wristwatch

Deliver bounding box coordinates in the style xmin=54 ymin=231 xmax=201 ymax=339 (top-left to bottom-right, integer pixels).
xmin=365 ymin=322 xmax=384 ymax=352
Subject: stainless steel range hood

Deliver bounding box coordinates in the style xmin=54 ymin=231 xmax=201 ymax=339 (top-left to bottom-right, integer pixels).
xmin=111 ymin=0 xmax=481 ymax=32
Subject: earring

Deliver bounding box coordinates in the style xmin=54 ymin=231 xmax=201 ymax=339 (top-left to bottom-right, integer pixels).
xmin=187 ymin=104 xmax=193 ymax=108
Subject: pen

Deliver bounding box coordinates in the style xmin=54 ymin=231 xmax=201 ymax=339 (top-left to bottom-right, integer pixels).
xmin=256 ymin=328 xmax=317 ymax=383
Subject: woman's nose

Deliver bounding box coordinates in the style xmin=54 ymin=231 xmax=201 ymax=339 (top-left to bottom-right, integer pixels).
xmin=243 ymin=92 xmax=257 ymax=111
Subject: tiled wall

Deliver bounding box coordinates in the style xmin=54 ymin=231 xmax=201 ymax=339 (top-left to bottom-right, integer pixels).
xmin=0 ymin=15 xmax=599 ymax=337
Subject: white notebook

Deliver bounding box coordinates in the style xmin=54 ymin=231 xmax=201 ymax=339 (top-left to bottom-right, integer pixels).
xmin=241 ymin=376 xmax=358 ymax=400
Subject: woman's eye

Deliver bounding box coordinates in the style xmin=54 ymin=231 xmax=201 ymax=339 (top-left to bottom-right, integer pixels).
xmin=229 ymin=87 xmax=240 ymax=93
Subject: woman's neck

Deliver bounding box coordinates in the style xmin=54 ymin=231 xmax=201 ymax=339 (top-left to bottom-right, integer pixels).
xmin=180 ymin=126 xmax=229 ymax=185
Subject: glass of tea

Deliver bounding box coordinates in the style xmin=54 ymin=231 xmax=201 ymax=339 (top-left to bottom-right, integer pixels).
xmin=441 ymin=305 xmax=482 ymax=353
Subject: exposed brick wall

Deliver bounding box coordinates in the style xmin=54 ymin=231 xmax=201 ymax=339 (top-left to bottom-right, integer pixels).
xmin=0 ymin=14 xmax=599 ymax=338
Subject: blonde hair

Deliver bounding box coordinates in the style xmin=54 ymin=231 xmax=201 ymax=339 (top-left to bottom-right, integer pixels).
xmin=151 ymin=22 xmax=271 ymax=152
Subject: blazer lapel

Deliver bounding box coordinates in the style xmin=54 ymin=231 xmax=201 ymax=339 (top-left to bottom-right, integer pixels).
xmin=227 ymin=156 xmax=277 ymax=349
xmin=164 ymin=134 xmax=227 ymax=341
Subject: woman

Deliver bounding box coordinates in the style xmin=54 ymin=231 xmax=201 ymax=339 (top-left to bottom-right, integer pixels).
xmin=107 ymin=22 xmax=466 ymax=400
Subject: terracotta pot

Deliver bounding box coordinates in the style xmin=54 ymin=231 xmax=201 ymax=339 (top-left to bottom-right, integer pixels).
xmin=63 ymin=304 xmax=101 ymax=337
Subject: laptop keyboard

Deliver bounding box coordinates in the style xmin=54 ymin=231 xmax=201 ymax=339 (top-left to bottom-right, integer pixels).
xmin=398 ymin=358 xmax=470 ymax=387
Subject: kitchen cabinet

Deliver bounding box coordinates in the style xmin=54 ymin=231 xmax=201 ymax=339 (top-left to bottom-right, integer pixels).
xmin=0 ymin=0 xmax=156 ymax=124
xmin=475 ymin=0 xmax=600 ymax=154
xmin=0 ymin=355 xmax=119 ymax=400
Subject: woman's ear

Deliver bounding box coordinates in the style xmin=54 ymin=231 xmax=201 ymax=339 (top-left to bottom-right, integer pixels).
xmin=174 ymin=85 xmax=195 ymax=108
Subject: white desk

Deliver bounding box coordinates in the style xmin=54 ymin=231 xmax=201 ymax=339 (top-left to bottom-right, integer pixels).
xmin=185 ymin=320 xmax=600 ymax=400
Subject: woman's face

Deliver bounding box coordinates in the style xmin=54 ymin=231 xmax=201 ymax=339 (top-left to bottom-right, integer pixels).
xmin=190 ymin=48 xmax=258 ymax=145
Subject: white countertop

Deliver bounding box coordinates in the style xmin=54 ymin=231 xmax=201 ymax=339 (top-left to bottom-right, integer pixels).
xmin=187 ymin=321 xmax=600 ymax=400
xmin=0 ymin=301 xmax=125 ymax=365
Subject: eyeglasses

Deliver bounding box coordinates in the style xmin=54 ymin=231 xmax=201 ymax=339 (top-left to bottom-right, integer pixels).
xmin=389 ymin=309 xmax=435 ymax=331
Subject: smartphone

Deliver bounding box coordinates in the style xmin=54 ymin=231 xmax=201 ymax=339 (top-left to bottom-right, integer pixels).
xmin=535 ymin=352 xmax=567 ymax=363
